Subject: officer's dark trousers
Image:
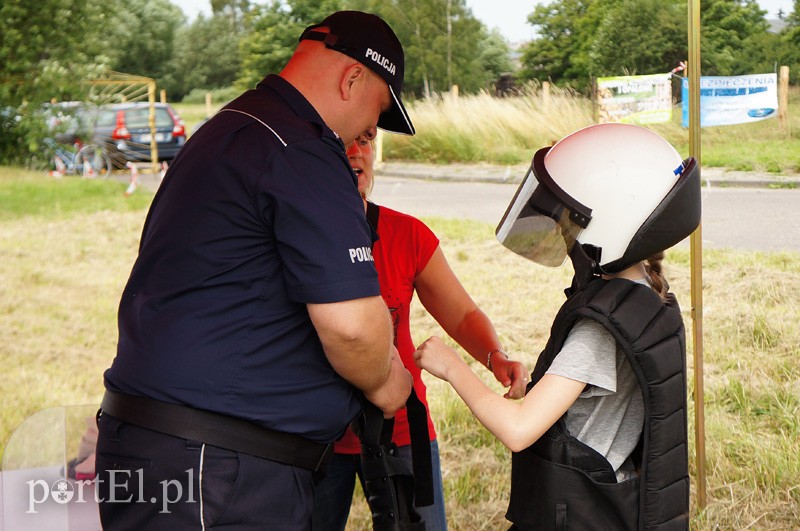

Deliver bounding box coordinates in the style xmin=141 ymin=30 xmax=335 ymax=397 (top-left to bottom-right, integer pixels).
xmin=96 ymin=413 xmax=313 ymax=530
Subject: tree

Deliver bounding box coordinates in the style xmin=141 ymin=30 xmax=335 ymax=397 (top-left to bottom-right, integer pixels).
xmin=449 ymin=3 xmax=504 ymax=92
xmin=0 ymin=0 xmax=122 ymax=105
xmin=480 ymin=29 xmax=515 ymax=83
xmin=349 ymin=0 xmax=502 ymax=95
xmin=0 ymin=0 xmax=125 ymax=165
xmin=111 ymin=0 xmax=185 ymax=81
xmin=517 ymin=0 xmax=593 ymax=87
xmin=589 ymin=0 xmax=686 ymax=77
xmin=236 ymin=0 xmax=504 ymax=97
xmin=700 ymin=0 xmax=770 ymax=75
xmin=517 ymin=0 xmax=778 ymax=88
xmin=741 ymin=26 xmax=784 ymax=78
xmin=778 ymin=0 xmax=800 ymax=82
xmin=211 ymin=0 xmax=251 ymax=26
xmin=162 ymin=14 xmax=242 ymax=100
xmin=235 ymin=0 xmax=344 ymax=91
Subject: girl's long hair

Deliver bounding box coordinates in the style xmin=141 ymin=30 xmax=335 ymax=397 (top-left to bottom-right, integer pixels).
xmin=645 ymin=251 xmax=668 ymax=301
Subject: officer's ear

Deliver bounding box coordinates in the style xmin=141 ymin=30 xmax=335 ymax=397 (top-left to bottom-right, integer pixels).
xmin=339 ymin=62 xmax=367 ymax=102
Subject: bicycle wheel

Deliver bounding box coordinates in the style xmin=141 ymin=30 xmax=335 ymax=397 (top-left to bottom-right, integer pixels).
xmin=75 ymin=144 xmax=112 ymax=178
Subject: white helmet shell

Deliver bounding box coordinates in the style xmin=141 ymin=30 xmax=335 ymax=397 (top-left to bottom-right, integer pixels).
xmin=544 ymin=123 xmax=683 ymax=266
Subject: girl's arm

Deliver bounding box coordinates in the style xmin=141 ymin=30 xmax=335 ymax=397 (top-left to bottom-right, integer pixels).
xmin=414 ymin=336 xmax=585 ymax=452
xmin=415 ymin=246 xmax=528 ymax=399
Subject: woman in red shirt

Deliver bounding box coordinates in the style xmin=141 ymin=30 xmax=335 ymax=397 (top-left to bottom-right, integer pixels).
xmin=311 ymin=136 xmax=528 ymax=530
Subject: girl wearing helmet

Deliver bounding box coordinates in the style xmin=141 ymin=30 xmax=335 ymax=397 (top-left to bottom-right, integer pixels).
xmin=414 ymin=123 xmax=701 ymax=530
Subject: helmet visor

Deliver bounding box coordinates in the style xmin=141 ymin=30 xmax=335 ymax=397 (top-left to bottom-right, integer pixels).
xmin=495 ymin=148 xmax=592 ymax=267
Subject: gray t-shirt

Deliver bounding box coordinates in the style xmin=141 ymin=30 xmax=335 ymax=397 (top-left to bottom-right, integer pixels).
xmin=546 ymin=311 xmax=645 ymax=482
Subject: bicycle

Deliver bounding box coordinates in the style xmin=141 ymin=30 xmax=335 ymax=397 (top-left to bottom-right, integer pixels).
xmin=48 ymin=135 xmax=113 ymax=178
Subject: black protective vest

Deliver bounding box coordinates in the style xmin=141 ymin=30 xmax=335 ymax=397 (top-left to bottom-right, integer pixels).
xmin=506 ymin=277 xmax=689 ymax=531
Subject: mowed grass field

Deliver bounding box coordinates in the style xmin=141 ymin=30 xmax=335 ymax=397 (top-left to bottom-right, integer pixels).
xmin=1 ymin=166 xmax=798 ymax=529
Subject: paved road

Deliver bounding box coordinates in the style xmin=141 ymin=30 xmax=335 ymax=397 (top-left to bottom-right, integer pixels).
xmin=126 ymin=166 xmax=799 ymax=252
xmin=370 ymin=176 xmax=800 ymax=252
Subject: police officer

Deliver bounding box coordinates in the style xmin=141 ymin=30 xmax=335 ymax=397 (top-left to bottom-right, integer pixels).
xmin=96 ymin=11 xmax=415 ymax=530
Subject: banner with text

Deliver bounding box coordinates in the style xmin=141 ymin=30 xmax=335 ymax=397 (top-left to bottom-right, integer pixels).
xmin=596 ymin=73 xmax=672 ymax=125
xmin=681 ymin=73 xmax=778 ymax=127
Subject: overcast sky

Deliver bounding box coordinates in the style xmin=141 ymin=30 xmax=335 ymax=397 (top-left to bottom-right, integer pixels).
xmin=470 ymin=0 xmax=794 ymax=43
xmin=172 ymin=0 xmax=795 ymax=43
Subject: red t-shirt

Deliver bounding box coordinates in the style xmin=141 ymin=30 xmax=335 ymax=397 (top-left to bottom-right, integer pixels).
xmin=335 ymin=204 xmax=440 ymax=453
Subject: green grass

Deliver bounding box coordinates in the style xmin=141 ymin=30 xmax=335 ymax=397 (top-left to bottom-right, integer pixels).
xmin=0 ymin=169 xmax=151 ymax=469
xmin=654 ymin=110 xmax=800 ymax=175
xmin=172 ymin=102 xmax=219 ymax=136
xmin=1 ymin=168 xmax=799 ymax=529
xmin=0 ymin=166 xmax=151 ymax=220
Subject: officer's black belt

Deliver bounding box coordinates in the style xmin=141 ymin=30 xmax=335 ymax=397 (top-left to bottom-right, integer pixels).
xmin=100 ymin=390 xmax=333 ymax=471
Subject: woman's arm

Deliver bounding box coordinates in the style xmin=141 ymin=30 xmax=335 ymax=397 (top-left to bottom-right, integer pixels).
xmin=415 ymin=246 xmax=528 ymax=398
xmin=414 ymin=336 xmax=585 ymax=452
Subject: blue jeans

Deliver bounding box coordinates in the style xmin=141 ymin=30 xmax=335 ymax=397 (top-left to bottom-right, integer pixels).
xmin=312 ymin=439 xmax=447 ymax=531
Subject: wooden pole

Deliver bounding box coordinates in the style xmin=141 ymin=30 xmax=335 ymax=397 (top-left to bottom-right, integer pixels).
xmin=687 ymin=0 xmax=706 ymax=512
xmin=778 ymin=66 xmax=790 ymax=133
xmin=205 ymin=93 xmax=213 ymax=118
xmin=148 ymin=82 xmax=159 ymax=175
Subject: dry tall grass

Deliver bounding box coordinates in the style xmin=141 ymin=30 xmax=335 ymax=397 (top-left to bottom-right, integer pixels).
xmin=175 ymin=84 xmax=799 ymax=173
xmin=378 ymin=84 xmax=800 ymax=174
xmin=385 ymin=84 xmax=594 ymax=165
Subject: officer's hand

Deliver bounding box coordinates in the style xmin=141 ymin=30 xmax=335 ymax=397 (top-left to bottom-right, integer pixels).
xmin=365 ymin=346 xmax=413 ymax=419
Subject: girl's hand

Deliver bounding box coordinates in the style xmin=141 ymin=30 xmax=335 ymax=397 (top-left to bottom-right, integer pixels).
xmin=413 ymin=335 xmax=463 ymax=381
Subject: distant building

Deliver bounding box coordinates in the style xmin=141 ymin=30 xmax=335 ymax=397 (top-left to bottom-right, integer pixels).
xmin=507 ymin=41 xmax=524 ymax=71
xmin=494 ymin=73 xmax=518 ymax=97
xmin=767 ymin=17 xmax=787 ymax=33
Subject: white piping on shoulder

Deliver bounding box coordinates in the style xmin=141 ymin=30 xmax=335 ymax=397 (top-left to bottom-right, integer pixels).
xmin=199 ymin=443 xmax=206 ymax=530
xmin=220 ymin=108 xmax=287 ymax=147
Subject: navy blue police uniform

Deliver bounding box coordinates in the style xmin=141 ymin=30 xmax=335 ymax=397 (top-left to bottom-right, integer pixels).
xmin=96 ymin=74 xmax=381 ymax=530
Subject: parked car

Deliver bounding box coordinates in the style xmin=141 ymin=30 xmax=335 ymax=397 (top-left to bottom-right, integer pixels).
xmin=93 ymin=102 xmax=186 ymax=168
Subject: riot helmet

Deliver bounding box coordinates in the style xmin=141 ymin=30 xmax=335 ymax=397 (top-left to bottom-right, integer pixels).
xmin=496 ymin=123 xmax=701 ymax=287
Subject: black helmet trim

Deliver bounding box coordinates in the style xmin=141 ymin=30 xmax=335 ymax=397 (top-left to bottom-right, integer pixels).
xmin=495 ymin=148 xmax=593 ymax=267
xmin=602 ymin=157 xmax=701 ymax=273
xmin=531 ymin=147 xmax=593 ymax=228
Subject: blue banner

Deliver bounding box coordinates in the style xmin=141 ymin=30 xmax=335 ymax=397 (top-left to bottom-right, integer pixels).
xmin=682 ymin=73 xmax=778 ymax=127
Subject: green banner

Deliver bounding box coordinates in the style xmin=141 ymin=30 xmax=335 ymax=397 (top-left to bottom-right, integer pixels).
xmin=597 ymin=73 xmax=672 ymax=125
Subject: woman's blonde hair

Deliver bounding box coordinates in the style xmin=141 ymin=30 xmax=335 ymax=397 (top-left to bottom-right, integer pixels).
xmin=362 ymin=137 xmax=376 ymax=198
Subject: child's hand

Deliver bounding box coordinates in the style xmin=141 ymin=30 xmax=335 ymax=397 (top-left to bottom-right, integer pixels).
xmin=414 ymin=335 xmax=463 ymax=381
